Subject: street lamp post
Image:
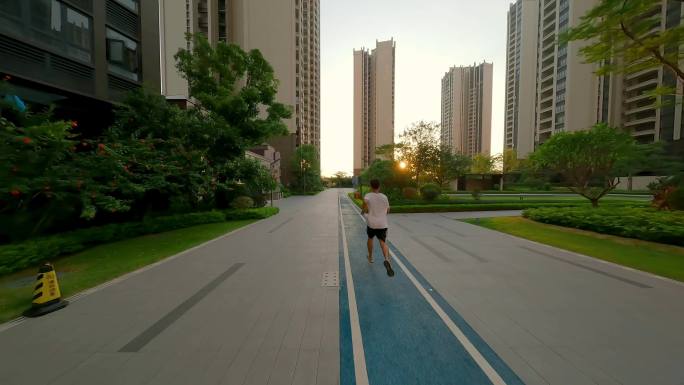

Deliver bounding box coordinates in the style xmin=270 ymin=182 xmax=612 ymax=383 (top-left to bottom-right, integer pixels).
xmin=269 ymin=154 xmax=281 ymax=207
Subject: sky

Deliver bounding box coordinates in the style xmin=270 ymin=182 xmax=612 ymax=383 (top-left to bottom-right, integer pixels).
xmin=320 ymin=0 xmax=512 ymax=177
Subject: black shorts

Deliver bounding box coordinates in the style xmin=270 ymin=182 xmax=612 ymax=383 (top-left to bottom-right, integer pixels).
xmin=366 ymin=227 xmax=388 ymax=242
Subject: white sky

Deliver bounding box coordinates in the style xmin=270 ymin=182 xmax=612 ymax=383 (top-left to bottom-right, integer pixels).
xmin=320 ymin=0 xmax=512 ymax=176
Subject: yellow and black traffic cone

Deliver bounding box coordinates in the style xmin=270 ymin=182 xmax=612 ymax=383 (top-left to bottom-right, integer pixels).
xmin=23 ymin=263 xmax=68 ymax=318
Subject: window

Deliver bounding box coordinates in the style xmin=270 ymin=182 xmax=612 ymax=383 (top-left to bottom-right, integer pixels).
xmin=0 ymin=0 xmax=92 ymax=63
xmin=106 ymin=28 xmax=139 ymax=81
xmin=64 ymin=6 xmax=91 ymax=62
xmin=113 ymin=0 xmax=138 ymax=14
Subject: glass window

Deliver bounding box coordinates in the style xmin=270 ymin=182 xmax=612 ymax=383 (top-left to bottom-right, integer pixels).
xmin=64 ymin=7 xmax=91 ymax=62
xmin=0 ymin=0 xmax=92 ymax=63
xmin=30 ymin=0 xmax=61 ymax=37
xmin=113 ymin=0 xmax=138 ymax=14
xmin=106 ymin=28 xmax=139 ymax=81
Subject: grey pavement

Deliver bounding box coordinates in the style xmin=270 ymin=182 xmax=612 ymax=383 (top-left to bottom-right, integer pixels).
xmin=0 ymin=191 xmax=341 ymax=385
xmin=1 ymin=189 xmax=683 ymax=385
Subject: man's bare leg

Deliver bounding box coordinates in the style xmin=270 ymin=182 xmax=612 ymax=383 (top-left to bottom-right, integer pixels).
xmin=367 ymin=238 xmax=374 ymax=263
xmin=379 ymin=240 xmax=390 ymax=262
xmin=380 ymin=239 xmax=394 ymax=277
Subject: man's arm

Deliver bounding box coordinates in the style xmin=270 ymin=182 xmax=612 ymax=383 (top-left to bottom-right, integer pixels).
xmin=362 ymin=200 xmax=369 ymax=214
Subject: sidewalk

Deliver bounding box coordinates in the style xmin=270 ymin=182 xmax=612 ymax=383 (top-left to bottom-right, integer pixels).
xmin=0 ymin=192 xmax=340 ymax=385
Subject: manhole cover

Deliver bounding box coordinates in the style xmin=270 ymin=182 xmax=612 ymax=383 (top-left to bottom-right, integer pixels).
xmin=321 ymin=272 xmax=339 ymax=287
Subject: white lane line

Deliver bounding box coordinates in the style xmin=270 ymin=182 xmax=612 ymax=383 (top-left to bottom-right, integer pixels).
xmin=345 ymin=196 xmax=507 ymax=385
xmin=388 ymin=250 xmax=506 ymax=385
xmin=0 ymin=219 xmax=265 ymax=334
xmin=338 ymin=197 xmax=370 ymax=385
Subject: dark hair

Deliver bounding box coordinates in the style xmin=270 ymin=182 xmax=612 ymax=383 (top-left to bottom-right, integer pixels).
xmin=370 ymin=179 xmax=380 ymax=189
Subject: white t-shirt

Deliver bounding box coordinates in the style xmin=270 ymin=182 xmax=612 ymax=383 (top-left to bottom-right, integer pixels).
xmin=364 ymin=192 xmax=390 ymax=229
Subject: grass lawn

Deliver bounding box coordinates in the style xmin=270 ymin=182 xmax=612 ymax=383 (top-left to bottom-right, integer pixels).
xmin=0 ymin=220 xmax=255 ymax=323
xmin=464 ymin=216 xmax=684 ymax=283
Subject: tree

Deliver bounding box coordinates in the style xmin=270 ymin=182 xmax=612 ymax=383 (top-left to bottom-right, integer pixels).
xmin=470 ymin=153 xmax=497 ymax=174
xmin=361 ymin=160 xmax=396 ymax=188
xmin=0 ymin=111 xmax=136 ymax=240
xmin=291 ymin=144 xmax=321 ymax=193
xmin=530 ymin=124 xmax=639 ymax=207
xmin=175 ymin=34 xmax=290 ymax=161
xmin=229 ymin=157 xmax=276 ymax=207
xmin=398 ymin=121 xmax=440 ymax=184
xmin=561 ymin=0 xmax=684 ymax=88
xmin=434 ymin=146 xmax=471 ymax=188
xmin=500 ymin=148 xmax=521 ymax=191
xmin=332 ymin=171 xmax=352 ymax=188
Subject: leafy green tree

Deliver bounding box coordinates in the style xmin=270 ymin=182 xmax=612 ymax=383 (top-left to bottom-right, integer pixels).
xmin=175 ymin=34 xmax=291 ymax=159
xmin=470 ymin=153 xmax=497 ymax=174
xmin=110 ymin=89 xmax=216 ymax=212
xmin=361 ymin=160 xmax=396 ymax=188
xmin=332 ymin=171 xmax=352 ymax=187
xmin=561 ymin=0 xmax=684 ymax=86
xmin=229 ymin=157 xmax=276 ymax=207
xmin=398 ymin=121 xmax=440 ymax=184
xmin=500 ymin=148 xmax=520 ymax=191
xmin=530 ymin=124 xmax=640 ymax=207
xmin=0 ymin=111 xmax=134 ymax=240
xmin=291 ymin=144 xmax=322 ymax=193
xmin=434 ymin=146 xmax=471 ymax=188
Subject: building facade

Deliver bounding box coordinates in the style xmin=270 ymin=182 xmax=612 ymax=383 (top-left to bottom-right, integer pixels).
xmin=0 ymin=0 xmax=160 ymax=127
xmin=353 ymin=39 xmax=396 ymax=176
xmin=441 ymin=63 xmax=493 ymax=156
xmin=603 ymin=1 xmax=684 ymax=144
xmin=511 ymin=0 xmax=683 ymax=152
xmin=504 ymin=0 xmax=539 ymax=157
xmin=534 ymin=0 xmax=602 ymax=145
xmin=160 ymin=0 xmax=320 ymax=185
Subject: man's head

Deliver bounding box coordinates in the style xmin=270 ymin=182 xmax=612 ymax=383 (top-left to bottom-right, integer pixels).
xmin=370 ymin=179 xmax=380 ymax=191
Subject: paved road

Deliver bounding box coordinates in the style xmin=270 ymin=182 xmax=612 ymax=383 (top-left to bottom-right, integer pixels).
xmin=0 ymin=189 xmax=683 ymax=384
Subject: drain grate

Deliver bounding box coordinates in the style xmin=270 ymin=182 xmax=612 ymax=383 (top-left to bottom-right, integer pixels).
xmin=321 ymin=271 xmax=339 ymax=287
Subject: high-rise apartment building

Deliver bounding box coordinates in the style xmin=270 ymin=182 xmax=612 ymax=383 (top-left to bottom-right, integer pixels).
xmin=440 ymin=63 xmax=493 ymax=156
xmin=160 ymin=0 xmax=320 ymax=183
xmin=504 ymin=0 xmax=539 ymax=157
xmin=353 ymin=39 xmax=396 ymax=176
xmin=535 ymin=0 xmax=601 ymax=145
xmin=0 ymin=0 xmax=160 ymax=128
xmin=603 ymin=2 xmax=684 ymax=144
xmin=512 ymin=0 xmax=682 ymax=151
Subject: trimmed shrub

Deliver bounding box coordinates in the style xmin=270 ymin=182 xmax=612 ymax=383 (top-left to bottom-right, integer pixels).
xmin=667 ymin=188 xmax=684 ymax=210
xmin=471 ymin=189 xmax=482 ymax=201
xmin=402 ymin=187 xmax=418 ymax=199
xmin=0 ymin=211 xmax=226 ymax=276
xmin=231 ymin=196 xmax=254 ymax=209
xmin=224 ymin=207 xmax=279 ymax=220
xmin=420 ymin=184 xmax=442 ymax=201
xmin=524 ymin=206 xmax=684 ymax=246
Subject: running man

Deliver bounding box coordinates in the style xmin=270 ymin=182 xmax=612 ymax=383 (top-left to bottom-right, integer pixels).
xmin=362 ymin=179 xmax=395 ymax=277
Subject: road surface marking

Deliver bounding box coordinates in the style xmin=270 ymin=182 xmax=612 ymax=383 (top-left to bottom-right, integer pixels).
xmin=346 ymin=196 xmax=508 ymax=385
xmin=338 ymin=197 xmax=370 ymax=385
xmin=120 ymin=263 xmax=245 ymax=352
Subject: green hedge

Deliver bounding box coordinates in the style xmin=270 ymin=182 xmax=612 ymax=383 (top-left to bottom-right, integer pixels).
xmin=224 ymin=207 xmax=280 ymax=220
xmin=388 ymin=202 xmax=591 ymax=213
xmin=524 ymin=207 xmax=684 ymax=246
xmin=0 ymin=208 xmax=279 ymax=276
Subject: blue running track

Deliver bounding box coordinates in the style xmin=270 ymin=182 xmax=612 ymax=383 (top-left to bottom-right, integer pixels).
xmin=338 ymin=197 xmax=524 ymax=385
